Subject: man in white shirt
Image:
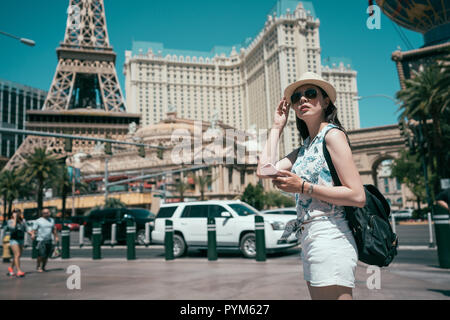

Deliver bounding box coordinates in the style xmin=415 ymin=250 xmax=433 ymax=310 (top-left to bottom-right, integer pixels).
xmin=31 ymin=208 xmax=59 ymax=272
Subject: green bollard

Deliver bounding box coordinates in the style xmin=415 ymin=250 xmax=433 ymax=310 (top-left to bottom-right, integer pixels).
xmin=255 ymin=215 xmax=266 ymax=262
xmin=32 ymin=239 xmax=38 ymax=259
xmin=433 ymin=205 xmax=450 ymax=269
xmin=126 ymin=219 xmax=136 ymax=260
xmin=61 ymin=225 xmax=70 ymax=259
xmin=164 ymin=219 xmax=174 ymax=261
xmin=92 ymin=222 xmax=102 ymax=260
xmin=207 ymin=216 xmax=218 ymax=261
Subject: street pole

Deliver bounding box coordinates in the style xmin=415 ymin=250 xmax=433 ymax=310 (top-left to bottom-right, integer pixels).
xmin=104 ymin=158 xmax=109 ymax=203
xmin=72 ymin=164 xmax=76 ymax=217
xmin=417 ymin=122 xmax=434 ymax=217
xmin=163 ymin=174 xmax=166 ymax=203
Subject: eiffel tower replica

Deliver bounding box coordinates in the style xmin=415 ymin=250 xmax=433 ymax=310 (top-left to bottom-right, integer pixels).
xmin=5 ymin=0 xmax=140 ymax=170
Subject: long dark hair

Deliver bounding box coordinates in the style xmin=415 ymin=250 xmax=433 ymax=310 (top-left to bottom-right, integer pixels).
xmin=12 ymin=209 xmax=23 ymax=223
xmin=295 ymin=87 xmax=349 ymax=143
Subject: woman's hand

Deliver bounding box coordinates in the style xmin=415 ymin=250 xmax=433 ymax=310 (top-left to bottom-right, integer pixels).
xmin=273 ymin=98 xmax=290 ymax=130
xmin=272 ymin=170 xmax=303 ymax=193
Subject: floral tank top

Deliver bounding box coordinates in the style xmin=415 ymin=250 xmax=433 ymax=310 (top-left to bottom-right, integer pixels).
xmin=291 ymin=123 xmax=346 ymax=224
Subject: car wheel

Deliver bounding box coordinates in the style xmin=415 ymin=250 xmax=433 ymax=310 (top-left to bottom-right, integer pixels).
xmin=173 ymin=234 xmax=187 ymax=258
xmin=136 ymin=230 xmax=146 ymax=245
xmin=240 ymin=233 xmax=256 ymax=259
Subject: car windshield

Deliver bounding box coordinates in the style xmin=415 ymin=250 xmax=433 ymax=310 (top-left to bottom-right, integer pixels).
xmin=129 ymin=209 xmax=154 ymax=218
xmin=229 ymin=203 xmax=259 ymax=216
xmin=281 ymin=211 xmax=297 ymax=215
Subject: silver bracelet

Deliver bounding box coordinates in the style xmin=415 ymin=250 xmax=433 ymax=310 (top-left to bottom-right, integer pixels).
xmin=307 ymin=183 xmax=314 ymax=195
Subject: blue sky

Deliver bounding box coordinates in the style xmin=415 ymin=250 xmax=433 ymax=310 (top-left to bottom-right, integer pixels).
xmin=0 ymin=0 xmax=424 ymax=128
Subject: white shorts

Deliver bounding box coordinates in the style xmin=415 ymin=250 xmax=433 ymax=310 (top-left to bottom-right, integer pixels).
xmin=300 ymin=216 xmax=358 ymax=288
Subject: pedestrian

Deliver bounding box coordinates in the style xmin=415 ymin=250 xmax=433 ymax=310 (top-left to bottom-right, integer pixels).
xmin=6 ymin=209 xmax=32 ymax=277
xmin=30 ymin=208 xmax=59 ymax=272
xmin=257 ymin=72 xmax=366 ymax=300
xmin=436 ymin=187 xmax=450 ymax=211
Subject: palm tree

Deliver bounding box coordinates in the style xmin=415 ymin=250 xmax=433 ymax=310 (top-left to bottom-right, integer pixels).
xmin=396 ymin=63 xmax=449 ymax=182
xmin=174 ymin=178 xmax=190 ymax=202
xmin=190 ymin=170 xmax=216 ymax=201
xmin=0 ymin=169 xmax=28 ymax=221
xmin=50 ymin=161 xmax=71 ymax=220
xmin=22 ymin=147 xmax=60 ymax=215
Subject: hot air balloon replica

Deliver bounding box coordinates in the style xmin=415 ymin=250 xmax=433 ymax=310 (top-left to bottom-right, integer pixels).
xmin=374 ymin=0 xmax=450 ymax=87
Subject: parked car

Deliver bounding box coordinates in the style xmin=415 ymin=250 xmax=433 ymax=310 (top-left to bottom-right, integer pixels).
xmin=391 ymin=208 xmax=414 ymax=220
xmin=54 ymin=218 xmax=80 ymax=232
xmin=151 ymin=200 xmax=299 ymax=258
xmin=261 ymin=207 xmax=297 ymax=216
xmin=84 ymin=207 xmax=156 ymax=245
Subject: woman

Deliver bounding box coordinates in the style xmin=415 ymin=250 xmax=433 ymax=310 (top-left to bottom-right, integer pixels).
xmin=257 ymin=72 xmax=365 ymax=300
xmin=7 ymin=209 xmax=31 ymax=277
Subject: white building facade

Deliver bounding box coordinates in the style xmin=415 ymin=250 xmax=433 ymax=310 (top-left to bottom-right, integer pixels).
xmin=124 ymin=0 xmax=360 ymax=157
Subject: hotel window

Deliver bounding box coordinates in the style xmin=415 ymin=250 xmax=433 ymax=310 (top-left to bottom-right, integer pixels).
xmin=396 ymin=178 xmax=401 ymax=191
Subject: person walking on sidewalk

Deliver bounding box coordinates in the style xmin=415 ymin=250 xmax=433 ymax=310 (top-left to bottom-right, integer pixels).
xmin=6 ymin=209 xmax=32 ymax=277
xmin=30 ymin=208 xmax=58 ymax=272
xmin=257 ymin=72 xmax=365 ymax=300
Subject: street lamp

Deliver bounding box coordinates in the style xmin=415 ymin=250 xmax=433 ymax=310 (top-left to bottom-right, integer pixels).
xmin=0 ymin=30 xmax=35 ymax=47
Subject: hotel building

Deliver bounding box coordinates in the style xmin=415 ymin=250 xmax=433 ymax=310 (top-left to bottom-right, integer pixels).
xmin=0 ymin=79 xmax=47 ymax=163
xmin=124 ymin=0 xmax=360 ymax=157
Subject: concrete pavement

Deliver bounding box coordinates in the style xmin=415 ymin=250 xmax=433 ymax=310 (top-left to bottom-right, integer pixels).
xmin=1 ymin=247 xmax=449 ymax=300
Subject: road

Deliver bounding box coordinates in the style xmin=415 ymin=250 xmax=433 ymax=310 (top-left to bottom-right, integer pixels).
xmin=17 ymin=223 xmax=441 ymax=267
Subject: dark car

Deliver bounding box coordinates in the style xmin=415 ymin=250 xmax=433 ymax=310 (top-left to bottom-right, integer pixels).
xmin=84 ymin=207 xmax=155 ymax=245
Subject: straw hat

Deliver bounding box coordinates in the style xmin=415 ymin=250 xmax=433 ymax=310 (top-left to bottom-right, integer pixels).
xmin=284 ymin=72 xmax=337 ymax=104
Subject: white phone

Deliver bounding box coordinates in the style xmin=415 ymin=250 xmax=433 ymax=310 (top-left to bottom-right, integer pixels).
xmin=260 ymin=163 xmax=283 ymax=178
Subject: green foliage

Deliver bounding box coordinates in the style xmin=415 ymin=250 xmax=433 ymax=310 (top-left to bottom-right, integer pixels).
xmin=157 ymin=142 xmax=164 ymax=160
xmin=241 ymin=184 xmax=294 ymax=211
xmin=241 ymin=183 xmax=265 ymax=210
xmin=22 ymin=147 xmax=60 ymax=214
xmin=104 ymin=135 xmax=113 ymax=155
xmin=104 ymin=142 xmax=112 ymax=155
xmin=390 ymin=149 xmax=438 ymax=206
xmin=264 ymin=190 xmax=296 ymax=208
xmin=174 ymin=179 xmax=190 ymax=202
xmin=138 ymin=145 xmax=145 ymax=158
xmin=396 ymin=61 xmax=450 ymax=188
xmin=190 ymin=171 xmax=216 ymax=201
xmin=0 ymin=169 xmax=29 ymax=220
xmin=104 ymin=198 xmax=127 ymax=209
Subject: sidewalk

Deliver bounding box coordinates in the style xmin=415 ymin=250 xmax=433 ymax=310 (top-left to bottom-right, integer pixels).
xmin=1 ymin=253 xmax=449 ymax=300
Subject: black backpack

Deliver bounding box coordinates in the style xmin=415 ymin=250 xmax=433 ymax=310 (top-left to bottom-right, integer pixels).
xmin=323 ymin=129 xmax=399 ymax=267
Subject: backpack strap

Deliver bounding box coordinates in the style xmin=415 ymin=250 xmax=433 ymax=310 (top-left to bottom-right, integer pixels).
xmin=322 ymin=127 xmax=358 ymax=223
xmin=322 ymin=127 xmax=345 ymax=187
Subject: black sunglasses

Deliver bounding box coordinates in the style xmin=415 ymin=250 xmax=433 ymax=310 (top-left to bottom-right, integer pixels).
xmin=291 ymin=88 xmax=318 ymax=104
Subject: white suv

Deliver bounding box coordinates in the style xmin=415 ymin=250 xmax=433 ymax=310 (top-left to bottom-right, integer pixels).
xmin=151 ymin=200 xmax=299 ymax=258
